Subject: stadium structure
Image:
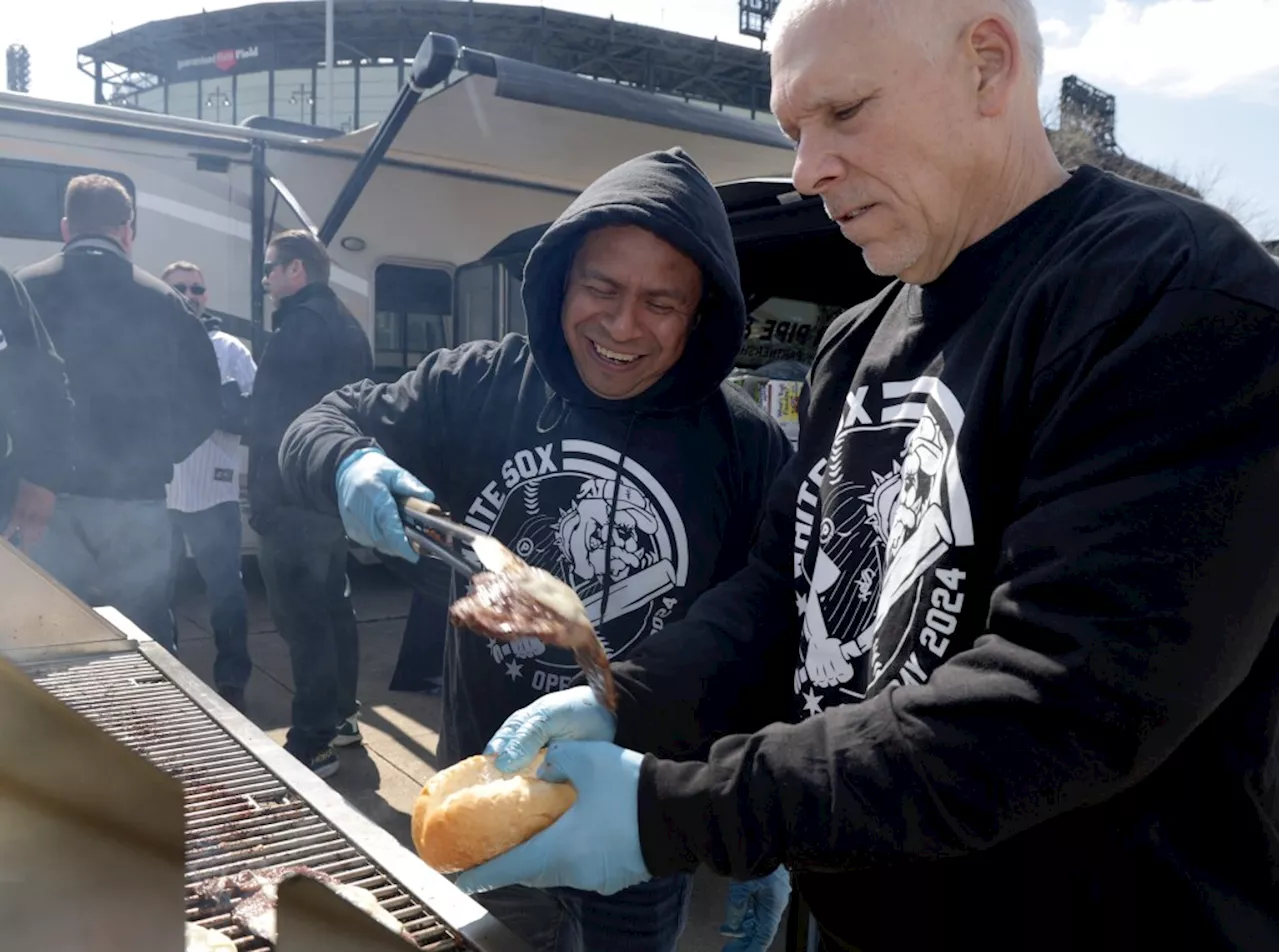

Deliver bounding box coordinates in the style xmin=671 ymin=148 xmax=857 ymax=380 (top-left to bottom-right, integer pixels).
xmin=75 ymin=1 xmax=1198 ymax=201
xmin=76 ymin=0 xmax=776 ymax=133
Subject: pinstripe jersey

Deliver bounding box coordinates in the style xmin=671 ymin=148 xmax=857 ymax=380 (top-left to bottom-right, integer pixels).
xmin=166 ymin=330 xmax=257 ymax=513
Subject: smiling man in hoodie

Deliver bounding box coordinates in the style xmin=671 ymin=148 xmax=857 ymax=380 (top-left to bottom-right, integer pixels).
xmin=278 ymin=147 xmax=794 ymax=950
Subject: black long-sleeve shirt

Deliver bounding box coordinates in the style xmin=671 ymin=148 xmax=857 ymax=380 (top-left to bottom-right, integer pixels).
xmin=609 ymin=166 xmax=1279 ymax=951
xmin=0 ymin=265 xmax=72 ymax=519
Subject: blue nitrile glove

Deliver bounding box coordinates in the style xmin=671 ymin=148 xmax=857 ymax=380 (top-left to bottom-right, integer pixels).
xmin=334 ymin=447 xmax=434 ymax=563
xmin=454 ymin=740 xmax=651 ymax=897
xmin=720 ymin=866 xmax=792 ymax=951
xmin=484 ymin=685 xmax=617 ymax=773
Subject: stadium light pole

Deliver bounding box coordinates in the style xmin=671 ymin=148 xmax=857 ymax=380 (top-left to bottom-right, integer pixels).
xmin=325 ymin=0 xmax=335 ymax=128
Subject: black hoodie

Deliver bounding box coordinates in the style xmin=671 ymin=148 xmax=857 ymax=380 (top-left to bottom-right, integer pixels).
xmin=603 ymin=166 xmax=1278 ymax=950
xmin=0 ymin=264 xmax=72 ymax=520
xmin=280 ymin=148 xmax=794 ymax=764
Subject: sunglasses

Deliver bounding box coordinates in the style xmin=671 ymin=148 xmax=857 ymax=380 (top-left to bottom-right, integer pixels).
xmin=171 ymin=283 xmax=206 ymax=295
xmin=263 ymin=259 xmax=287 ymax=277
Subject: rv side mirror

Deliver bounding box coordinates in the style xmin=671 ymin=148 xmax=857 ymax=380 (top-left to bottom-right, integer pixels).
xmin=410 ymin=33 xmax=460 ymax=92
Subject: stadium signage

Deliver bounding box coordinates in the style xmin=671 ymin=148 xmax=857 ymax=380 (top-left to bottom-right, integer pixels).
xmin=172 ymin=43 xmax=272 ymax=79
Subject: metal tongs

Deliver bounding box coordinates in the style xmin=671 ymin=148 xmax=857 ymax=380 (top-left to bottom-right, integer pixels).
xmin=396 ymin=496 xmax=485 ymax=578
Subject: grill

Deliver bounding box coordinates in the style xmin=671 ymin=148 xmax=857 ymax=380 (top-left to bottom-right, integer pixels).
xmin=26 ymin=651 xmax=457 ymax=950
xmin=1 ymin=538 xmax=527 ymax=952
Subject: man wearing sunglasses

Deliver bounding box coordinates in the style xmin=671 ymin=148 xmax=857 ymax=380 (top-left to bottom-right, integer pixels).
xmin=16 ymin=174 xmax=222 ymax=646
xmin=163 ymin=261 xmax=258 ymax=712
xmin=246 ymin=229 xmax=373 ymax=779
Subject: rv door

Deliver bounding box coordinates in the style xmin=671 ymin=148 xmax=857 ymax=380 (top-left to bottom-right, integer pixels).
xmin=453 ymin=255 xmax=527 ymax=345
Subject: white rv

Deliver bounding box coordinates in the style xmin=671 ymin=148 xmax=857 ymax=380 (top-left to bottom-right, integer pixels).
xmin=1 ymin=37 xmax=797 ymax=356
xmin=0 ymin=33 xmax=886 ymax=556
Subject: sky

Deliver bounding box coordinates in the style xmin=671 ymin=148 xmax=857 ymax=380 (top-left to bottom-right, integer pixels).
xmin=4 ymin=0 xmax=1277 ymax=237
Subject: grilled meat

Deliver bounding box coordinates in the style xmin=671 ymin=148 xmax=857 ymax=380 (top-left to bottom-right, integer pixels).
xmin=191 ymin=864 xmax=412 ymax=946
xmin=449 ymin=536 xmax=617 ymax=712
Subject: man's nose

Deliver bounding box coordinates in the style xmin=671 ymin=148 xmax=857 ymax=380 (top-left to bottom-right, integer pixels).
xmin=791 ymin=133 xmax=843 ymax=197
xmin=600 ymin=298 xmax=644 ymax=341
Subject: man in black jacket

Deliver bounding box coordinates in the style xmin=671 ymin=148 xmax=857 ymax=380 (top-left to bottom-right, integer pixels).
xmin=248 ymin=229 xmax=373 ymax=779
xmin=18 ymin=174 xmax=222 ymax=645
xmin=277 ymin=148 xmax=794 ymax=952
xmin=454 ymin=2 xmax=1279 ymax=950
xmin=0 ymin=264 xmax=72 ymax=551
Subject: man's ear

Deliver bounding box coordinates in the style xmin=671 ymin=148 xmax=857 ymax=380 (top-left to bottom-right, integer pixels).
xmin=59 ymin=218 xmax=71 ymax=243
xmin=969 ymin=15 xmax=1020 ymax=118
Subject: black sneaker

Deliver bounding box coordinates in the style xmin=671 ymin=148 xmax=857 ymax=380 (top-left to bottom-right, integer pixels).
xmin=298 ymin=746 xmax=340 ymax=779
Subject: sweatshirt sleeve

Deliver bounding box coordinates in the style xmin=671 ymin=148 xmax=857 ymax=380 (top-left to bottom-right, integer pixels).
xmin=279 ymin=339 xmax=507 ymax=513
xmin=0 ymin=270 xmax=72 ymax=491
xmin=166 ymin=297 xmax=223 ymax=464
xmin=634 ymin=287 xmax=1278 ymax=881
xmin=606 ymin=316 xmax=867 ymax=758
xmin=609 ymin=428 xmax=807 ymax=758
xmin=705 ymin=395 xmax=796 ymax=588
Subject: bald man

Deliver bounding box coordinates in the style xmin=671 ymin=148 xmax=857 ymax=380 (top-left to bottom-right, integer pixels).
xmin=457 ymin=2 xmax=1279 ymax=950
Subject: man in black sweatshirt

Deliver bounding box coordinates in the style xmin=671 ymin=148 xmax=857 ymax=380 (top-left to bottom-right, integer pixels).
xmin=18 ymin=174 xmax=222 ymax=645
xmin=278 ymin=148 xmax=793 ymax=952
xmin=454 ymin=2 xmax=1280 ymax=950
xmin=0 ymin=264 xmax=72 ymax=551
xmin=247 ymin=229 xmax=373 ymax=779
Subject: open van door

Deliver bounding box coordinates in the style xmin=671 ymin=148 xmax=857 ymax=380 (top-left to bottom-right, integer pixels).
xmin=452 ymin=238 xmax=538 ymax=344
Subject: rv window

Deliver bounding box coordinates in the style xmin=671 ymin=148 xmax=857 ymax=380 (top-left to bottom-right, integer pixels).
xmin=454 ymin=257 xmax=529 ymax=344
xmin=373 ymin=263 xmax=451 ymax=374
xmin=455 ymin=263 xmax=499 ymax=343
xmin=0 ymin=159 xmax=137 ymax=243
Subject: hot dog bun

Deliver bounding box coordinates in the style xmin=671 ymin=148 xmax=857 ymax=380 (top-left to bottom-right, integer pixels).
xmin=411 ymin=751 xmax=575 ymax=874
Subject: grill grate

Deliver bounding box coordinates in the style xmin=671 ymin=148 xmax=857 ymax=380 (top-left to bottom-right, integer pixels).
xmin=29 ymin=652 xmax=463 ymax=951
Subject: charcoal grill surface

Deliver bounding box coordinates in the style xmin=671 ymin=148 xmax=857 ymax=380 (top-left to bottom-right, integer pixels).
xmin=27 ymin=651 xmax=463 ymax=951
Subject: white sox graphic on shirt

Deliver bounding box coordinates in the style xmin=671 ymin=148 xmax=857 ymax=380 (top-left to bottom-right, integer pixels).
xmin=462 ymin=439 xmax=689 ymax=696
xmin=793 ymin=376 xmax=974 ymax=716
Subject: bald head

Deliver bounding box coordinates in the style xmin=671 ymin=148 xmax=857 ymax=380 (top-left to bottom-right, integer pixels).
xmin=772 ymin=0 xmax=1043 ymax=84
xmin=769 ymin=0 xmax=1064 ymax=284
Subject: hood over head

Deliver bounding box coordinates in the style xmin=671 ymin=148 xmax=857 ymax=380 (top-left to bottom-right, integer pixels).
xmin=522 ymin=147 xmax=746 ymax=412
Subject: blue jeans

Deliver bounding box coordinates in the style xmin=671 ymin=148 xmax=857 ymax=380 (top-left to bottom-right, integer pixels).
xmin=25 ymin=495 xmax=174 ymax=647
xmin=169 ymin=502 xmax=250 ymax=692
xmin=475 ymin=874 xmax=694 ymax=952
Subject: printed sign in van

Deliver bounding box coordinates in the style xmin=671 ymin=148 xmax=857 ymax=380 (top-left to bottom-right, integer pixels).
xmin=740 ymin=297 xmax=843 ymax=368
